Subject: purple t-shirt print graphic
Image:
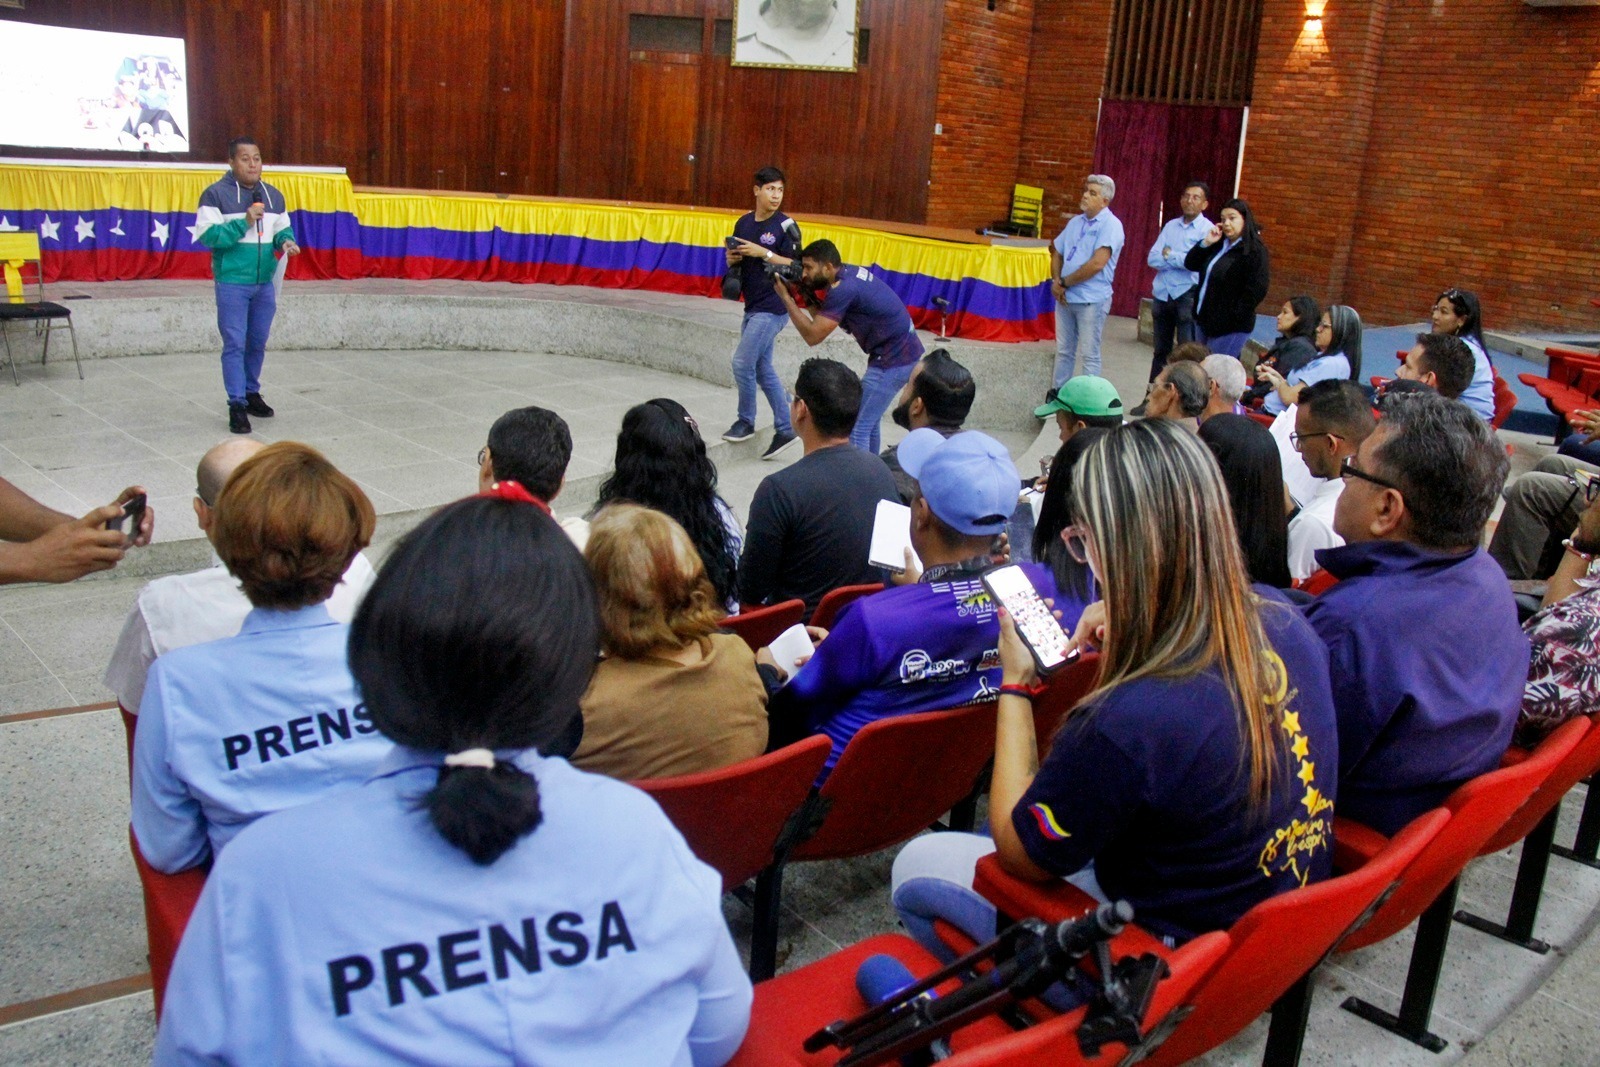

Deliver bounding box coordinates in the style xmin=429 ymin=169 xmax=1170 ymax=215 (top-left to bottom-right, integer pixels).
xmin=818 ymin=265 xmax=925 ymax=370
xmin=734 ymin=210 xmax=801 ymax=316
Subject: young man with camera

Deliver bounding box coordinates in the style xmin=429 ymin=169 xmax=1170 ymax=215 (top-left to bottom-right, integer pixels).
xmin=722 ymin=166 xmax=804 ymax=460
xmin=774 ymin=238 xmax=925 ymax=454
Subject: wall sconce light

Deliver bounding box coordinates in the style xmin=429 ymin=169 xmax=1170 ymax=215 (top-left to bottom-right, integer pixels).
xmin=1305 ymin=0 xmax=1326 ymax=24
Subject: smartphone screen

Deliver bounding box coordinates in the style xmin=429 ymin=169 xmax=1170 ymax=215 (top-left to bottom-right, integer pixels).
xmin=982 ymin=564 xmax=1072 ymax=674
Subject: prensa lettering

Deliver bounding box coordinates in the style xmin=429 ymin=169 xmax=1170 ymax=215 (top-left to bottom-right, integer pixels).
xmin=221 ymin=705 xmax=375 ymax=771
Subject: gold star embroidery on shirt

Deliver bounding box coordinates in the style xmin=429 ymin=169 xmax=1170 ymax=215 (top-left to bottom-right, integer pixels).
xmin=1291 ymin=735 xmax=1310 ymax=760
xmin=1280 ymin=710 xmax=1301 ymax=736
xmin=1298 ymin=760 xmax=1316 ymax=785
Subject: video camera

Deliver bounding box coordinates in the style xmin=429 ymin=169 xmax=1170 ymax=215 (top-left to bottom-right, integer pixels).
xmin=762 ymin=258 xmax=805 ymax=284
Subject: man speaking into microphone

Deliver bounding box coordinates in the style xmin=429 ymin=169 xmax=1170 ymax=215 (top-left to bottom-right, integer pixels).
xmin=195 ymin=137 xmax=302 ymax=434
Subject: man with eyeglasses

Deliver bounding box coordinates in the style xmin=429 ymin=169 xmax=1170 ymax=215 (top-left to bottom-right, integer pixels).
xmin=1285 ymin=380 xmax=1375 ymax=582
xmin=104 ymin=439 xmax=375 ymax=717
xmin=1305 ymin=393 xmax=1527 ymax=835
xmin=476 ymin=405 xmax=589 ymax=549
xmin=1488 ymin=445 xmax=1600 ymax=581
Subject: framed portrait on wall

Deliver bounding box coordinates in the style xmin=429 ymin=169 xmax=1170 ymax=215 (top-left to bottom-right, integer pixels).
xmin=732 ymin=0 xmax=859 ymax=72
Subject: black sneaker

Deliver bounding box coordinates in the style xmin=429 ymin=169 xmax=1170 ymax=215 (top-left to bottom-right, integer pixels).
xmin=762 ymin=431 xmax=799 ymax=460
xmin=228 ymin=404 xmax=252 ymax=434
xmin=245 ymin=392 xmax=275 ymax=417
xmin=721 ymin=420 xmax=756 ymax=443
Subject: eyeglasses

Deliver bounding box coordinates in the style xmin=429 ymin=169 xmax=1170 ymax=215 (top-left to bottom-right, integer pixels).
xmin=477 ymin=446 xmax=488 ymax=466
xmin=1339 ymin=455 xmax=1405 ymax=495
xmin=1315 ymin=322 xmax=1333 ymax=332
xmin=1289 ymin=430 xmax=1338 ymax=451
xmin=1569 ymin=473 xmax=1600 ymax=504
xmin=1061 ymin=524 xmax=1092 ymax=565
xmin=194 ymin=485 xmax=214 ymax=508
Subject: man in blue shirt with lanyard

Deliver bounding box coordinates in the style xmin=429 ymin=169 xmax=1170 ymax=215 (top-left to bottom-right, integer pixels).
xmin=1142 ymin=181 xmax=1212 ymax=398
xmin=1049 ymin=175 xmax=1125 ymax=387
xmin=775 ymin=238 xmax=925 ymax=453
xmin=722 ymin=166 xmax=804 ymax=460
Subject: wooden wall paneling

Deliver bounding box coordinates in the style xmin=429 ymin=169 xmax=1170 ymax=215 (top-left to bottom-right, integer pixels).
xmin=489 ymin=0 xmax=564 ymax=195
xmin=275 ymin=0 xmax=368 ymax=180
xmin=559 ymin=1 xmax=631 ymax=199
xmin=364 ymin=0 xmax=397 ymax=185
xmin=184 ymin=0 xmax=276 ymax=161
xmin=625 ymin=50 xmax=703 ymax=203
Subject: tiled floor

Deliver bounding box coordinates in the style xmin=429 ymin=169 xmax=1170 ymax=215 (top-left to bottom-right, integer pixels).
xmin=0 ymin=290 xmax=1593 ymax=1065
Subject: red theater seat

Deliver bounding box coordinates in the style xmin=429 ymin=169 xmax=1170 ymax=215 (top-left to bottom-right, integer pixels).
xmin=971 ymin=808 xmax=1446 ymax=1066
xmin=129 ymin=829 xmax=207 ymax=1021
xmin=633 ymin=735 xmax=832 ymax=893
xmin=809 ymin=583 xmax=884 ymax=631
xmin=1030 ymin=652 xmax=1101 ymax=753
xmin=722 ymin=599 xmax=806 ymax=652
xmin=727 ymin=929 xmax=1230 ymax=1066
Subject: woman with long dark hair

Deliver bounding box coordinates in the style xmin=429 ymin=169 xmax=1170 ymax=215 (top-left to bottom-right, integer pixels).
xmin=1431 ymin=287 xmax=1495 ymax=421
xmin=595 ymin=398 xmax=742 ymax=607
xmin=1259 ymin=304 xmax=1364 ymax=415
xmin=154 ymin=493 xmax=752 ymax=1064
xmin=1184 ymin=198 xmax=1271 ymax=358
xmin=1198 ymin=413 xmax=1293 ymax=588
xmin=891 ymin=420 xmax=1337 ymax=980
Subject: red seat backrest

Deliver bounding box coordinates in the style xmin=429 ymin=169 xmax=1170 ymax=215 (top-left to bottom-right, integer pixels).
xmin=1032 ymin=653 xmax=1101 ymax=754
xmin=792 ymin=702 xmax=999 ymax=862
xmin=1133 ymin=809 xmax=1449 ymax=1067
xmin=633 ymin=735 xmax=832 ymax=892
xmin=1246 ymin=410 xmax=1275 ymax=428
xmin=1338 ymin=717 xmax=1586 ymax=951
xmin=721 ymin=598 xmax=806 ymax=652
xmin=810 ymin=583 xmax=885 ymax=632
xmin=129 ymin=828 xmax=208 ymax=1021
xmin=1490 ymin=374 xmax=1518 ymax=428
xmin=1481 ymin=715 xmax=1600 ymax=856
xmin=1295 ymin=567 xmax=1339 ymax=596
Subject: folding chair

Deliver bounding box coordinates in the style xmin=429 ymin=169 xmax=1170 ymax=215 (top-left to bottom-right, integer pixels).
xmin=0 ymin=231 xmax=82 ymax=385
xmin=722 ymin=598 xmax=806 ymax=652
xmin=748 ymin=702 xmax=1000 ymax=979
xmin=971 ymin=810 xmax=1448 ymax=1067
xmin=726 ymin=928 xmax=1230 ymax=1066
xmin=809 ymin=583 xmax=883 ymax=632
xmin=1452 ymin=715 xmax=1600 ymax=952
xmin=1331 ymin=716 xmax=1587 ymax=1052
xmin=1490 ymin=373 xmax=1518 ymax=429
xmin=632 ymin=735 xmax=832 ymax=893
xmin=129 ymin=829 xmax=208 ymax=1020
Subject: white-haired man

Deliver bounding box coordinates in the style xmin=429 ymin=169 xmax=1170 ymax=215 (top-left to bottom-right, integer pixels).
xmin=1200 ymin=352 xmax=1249 ymax=421
xmin=1048 ymin=175 xmax=1124 ymax=385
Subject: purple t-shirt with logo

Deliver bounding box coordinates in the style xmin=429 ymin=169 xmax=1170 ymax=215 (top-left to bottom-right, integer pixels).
xmin=818 ymin=265 xmax=926 ymax=370
xmin=734 ymin=210 xmax=802 ymax=316
xmin=771 ymin=563 xmax=1079 ymax=776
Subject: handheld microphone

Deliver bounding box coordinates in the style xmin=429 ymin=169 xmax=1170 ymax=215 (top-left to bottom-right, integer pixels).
xmin=856 ymin=954 xmax=922 ymax=1008
xmin=250 ymin=187 xmax=264 ymax=238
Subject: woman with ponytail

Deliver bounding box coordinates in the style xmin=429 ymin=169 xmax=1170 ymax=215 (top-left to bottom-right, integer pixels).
xmin=154 ymin=491 xmax=752 ymax=1066
xmin=891 ymin=421 xmax=1340 ymax=985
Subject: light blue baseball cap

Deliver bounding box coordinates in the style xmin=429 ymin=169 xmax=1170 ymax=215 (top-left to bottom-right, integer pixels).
xmin=897 ymin=428 xmax=1019 ymax=536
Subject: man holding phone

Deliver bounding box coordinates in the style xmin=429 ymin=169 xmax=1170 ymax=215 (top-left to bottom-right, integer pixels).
xmin=721 ymin=166 xmax=802 ymax=459
xmin=0 ymin=478 xmax=154 ymax=585
xmin=763 ymin=429 xmax=1087 ymax=777
xmin=196 ymin=137 xmax=301 ymax=435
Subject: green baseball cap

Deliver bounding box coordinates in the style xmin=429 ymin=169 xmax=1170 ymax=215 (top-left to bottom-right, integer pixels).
xmin=1035 ymin=375 xmax=1124 ymax=419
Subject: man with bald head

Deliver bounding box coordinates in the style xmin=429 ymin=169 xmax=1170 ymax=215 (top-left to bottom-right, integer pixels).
xmin=104 ymin=439 xmax=376 ymax=715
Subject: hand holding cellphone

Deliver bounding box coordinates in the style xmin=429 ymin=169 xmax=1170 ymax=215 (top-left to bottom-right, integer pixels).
xmin=105 ymin=492 xmax=147 ymax=539
xmin=724 ymin=236 xmax=743 ymax=250
xmin=982 ymin=564 xmax=1074 ymax=675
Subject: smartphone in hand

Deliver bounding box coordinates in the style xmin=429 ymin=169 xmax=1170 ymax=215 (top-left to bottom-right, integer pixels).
xmin=106 ymin=492 xmax=147 ymax=539
xmin=982 ymin=564 xmax=1075 ymax=675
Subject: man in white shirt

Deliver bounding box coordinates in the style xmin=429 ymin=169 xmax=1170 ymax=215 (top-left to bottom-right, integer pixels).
xmin=104 ymin=440 xmax=375 ymax=715
xmin=1285 ymin=380 xmax=1376 ymax=581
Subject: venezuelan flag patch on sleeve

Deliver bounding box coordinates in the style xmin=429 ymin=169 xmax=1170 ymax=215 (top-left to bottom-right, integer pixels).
xmin=1027 ymin=803 xmax=1072 ymax=841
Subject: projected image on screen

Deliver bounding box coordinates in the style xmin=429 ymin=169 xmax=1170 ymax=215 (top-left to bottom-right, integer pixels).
xmin=0 ymin=23 xmax=190 ymax=153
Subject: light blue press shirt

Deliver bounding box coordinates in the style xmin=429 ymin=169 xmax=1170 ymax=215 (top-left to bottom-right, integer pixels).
xmin=1145 ymin=214 xmax=1212 ymax=300
xmin=153 ymin=747 xmax=752 ymax=1067
xmin=1459 ymin=336 xmax=1496 ymax=421
xmin=1265 ymin=352 xmax=1352 ymax=415
xmin=131 ymin=603 xmax=392 ymax=873
xmin=1053 ymin=209 xmax=1125 ymax=304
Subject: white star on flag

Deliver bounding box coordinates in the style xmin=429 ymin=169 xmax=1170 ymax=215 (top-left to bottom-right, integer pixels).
xmin=0 ymin=216 xmax=17 ymax=232
xmin=38 ymin=215 xmax=60 ymax=242
xmin=74 ymin=216 xmax=95 ymax=243
xmin=152 ymin=219 xmax=170 ymax=246
xmin=110 ymin=218 xmax=126 ymax=236
xmin=185 ymin=222 xmax=205 ymax=244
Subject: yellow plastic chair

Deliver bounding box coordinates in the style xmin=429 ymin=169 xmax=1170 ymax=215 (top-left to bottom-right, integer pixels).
xmin=0 ymin=231 xmax=82 ymax=385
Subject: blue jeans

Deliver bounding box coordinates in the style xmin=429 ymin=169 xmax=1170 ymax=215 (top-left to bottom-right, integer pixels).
xmin=215 ymin=281 xmax=277 ymax=405
xmin=1054 ymin=299 xmax=1111 ymax=385
xmin=890 ymin=833 xmax=1108 ymax=1012
xmin=1559 ymin=432 xmax=1600 ymax=467
xmin=852 ymin=361 xmax=915 ymax=453
xmin=733 ymin=311 xmax=793 ymax=434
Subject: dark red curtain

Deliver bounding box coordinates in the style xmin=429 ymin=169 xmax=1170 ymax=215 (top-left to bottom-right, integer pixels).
xmin=1091 ymin=101 xmax=1245 ymax=319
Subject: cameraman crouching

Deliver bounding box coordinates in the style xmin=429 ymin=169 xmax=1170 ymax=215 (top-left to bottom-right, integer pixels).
xmin=774 ymin=239 xmax=925 ymax=453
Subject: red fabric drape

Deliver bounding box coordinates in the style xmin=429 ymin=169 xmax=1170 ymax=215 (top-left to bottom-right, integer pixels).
xmin=1092 ymin=102 xmax=1246 ymax=319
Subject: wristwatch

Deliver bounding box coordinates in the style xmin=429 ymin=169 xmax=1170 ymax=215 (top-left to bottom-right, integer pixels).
xmin=765 ymin=250 xmax=773 ymax=261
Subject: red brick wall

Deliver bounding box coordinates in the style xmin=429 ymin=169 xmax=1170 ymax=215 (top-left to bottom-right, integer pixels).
xmin=926 ymin=0 xmax=1036 ymax=230
xmin=1014 ymin=0 xmax=1116 ymax=236
xmin=1245 ymin=0 xmax=1600 ymax=332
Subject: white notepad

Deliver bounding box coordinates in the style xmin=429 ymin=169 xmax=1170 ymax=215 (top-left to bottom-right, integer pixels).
xmin=869 ymin=499 xmax=923 ymax=574
xmin=766 ymin=623 xmax=816 ymax=685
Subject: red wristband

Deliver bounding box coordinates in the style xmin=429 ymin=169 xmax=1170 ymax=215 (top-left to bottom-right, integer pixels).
xmin=999 ymin=683 xmax=1045 ymax=702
